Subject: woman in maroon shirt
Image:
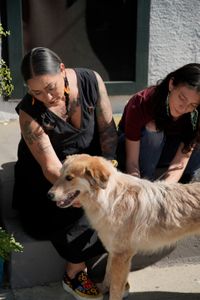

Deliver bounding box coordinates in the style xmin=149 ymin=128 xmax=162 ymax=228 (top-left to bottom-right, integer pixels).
xmin=118 ymin=63 xmax=200 ymax=183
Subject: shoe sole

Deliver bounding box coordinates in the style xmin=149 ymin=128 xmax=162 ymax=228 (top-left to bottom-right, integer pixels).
xmin=62 ymin=280 xmax=104 ymax=300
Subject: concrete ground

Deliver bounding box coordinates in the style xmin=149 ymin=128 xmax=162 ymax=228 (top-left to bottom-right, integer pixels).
xmin=0 ymin=262 xmax=200 ymax=300
xmin=0 ymin=120 xmax=199 ymax=300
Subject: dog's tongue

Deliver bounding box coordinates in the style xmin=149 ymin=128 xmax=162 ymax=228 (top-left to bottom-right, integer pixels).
xmin=56 ymin=200 xmax=69 ymax=208
xmin=56 ymin=190 xmax=80 ymax=208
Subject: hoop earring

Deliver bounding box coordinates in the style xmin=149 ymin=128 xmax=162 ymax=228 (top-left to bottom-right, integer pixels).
xmin=32 ymin=97 xmax=35 ymax=105
xmin=64 ymin=86 xmax=70 ymax=95
xmin=191 ymin=109 xmax=198 ymax=131
xmin=166 ymin=92 xmax=170 ymax=116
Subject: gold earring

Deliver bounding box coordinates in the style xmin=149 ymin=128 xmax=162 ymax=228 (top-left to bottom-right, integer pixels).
xmin=166 ymin=93 xmax=170 ymax=116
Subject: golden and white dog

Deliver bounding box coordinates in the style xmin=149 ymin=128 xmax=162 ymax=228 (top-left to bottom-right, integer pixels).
xmin=48 ymin=154 xmax=200 ymax=300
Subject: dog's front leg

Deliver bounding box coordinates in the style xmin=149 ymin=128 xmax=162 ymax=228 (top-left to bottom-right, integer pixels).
xmin=108 ymin=251 xmax=132 ymax=300
xmin=100 ymin=253 xmax=112 ymax=293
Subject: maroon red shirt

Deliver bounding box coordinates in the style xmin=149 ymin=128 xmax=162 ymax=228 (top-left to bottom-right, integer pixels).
xmin=118 ymin=86 xmax=155 ymax=141
xmin=118 ymin=86 xmax=193 ymax=144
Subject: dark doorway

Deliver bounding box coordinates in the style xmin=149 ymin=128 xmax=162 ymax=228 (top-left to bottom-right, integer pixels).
xmin=85 ymin=0 xmax=137 ymax=81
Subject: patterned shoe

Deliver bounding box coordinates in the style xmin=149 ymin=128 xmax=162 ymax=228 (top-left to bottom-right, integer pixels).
xmin=62 ymin=270 xmax=103 ymax=300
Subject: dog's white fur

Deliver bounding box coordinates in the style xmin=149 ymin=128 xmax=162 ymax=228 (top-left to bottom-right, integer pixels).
xmin=49 ymin=154 xmax=200 ymax=300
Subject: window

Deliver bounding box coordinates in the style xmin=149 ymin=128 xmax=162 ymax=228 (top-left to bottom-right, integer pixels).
xmin=4 ymin=0 xmax=150 ymax=98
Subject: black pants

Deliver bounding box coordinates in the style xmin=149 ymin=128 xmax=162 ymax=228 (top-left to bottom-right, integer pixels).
xmin=13 ymin=160 xmax=106 ymax=263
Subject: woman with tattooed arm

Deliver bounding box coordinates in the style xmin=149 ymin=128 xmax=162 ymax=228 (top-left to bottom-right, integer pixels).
xmin=13 ymin=47 xmax=117 ymax=300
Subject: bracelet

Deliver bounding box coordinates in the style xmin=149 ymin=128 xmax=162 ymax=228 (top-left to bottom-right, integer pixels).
xmin=130 ymin=167 xmax=140 ymax=177
xmin=131 ymin=166 xmax=140 ymax=173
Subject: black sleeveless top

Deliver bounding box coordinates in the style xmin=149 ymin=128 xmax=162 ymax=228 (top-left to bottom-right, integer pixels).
xmin=16 ymin=68 xmax=102 ymax=163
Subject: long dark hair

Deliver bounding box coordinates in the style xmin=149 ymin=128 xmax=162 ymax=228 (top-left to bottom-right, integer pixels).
xmin=151 ymin=63 xmax=200 ymax=152
xmin=21 ymin=47 xmax=62 ymax=82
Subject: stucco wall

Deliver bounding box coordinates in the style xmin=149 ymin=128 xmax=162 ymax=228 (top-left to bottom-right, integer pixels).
xmin=148 ymin=0 xmax=200 ymax=85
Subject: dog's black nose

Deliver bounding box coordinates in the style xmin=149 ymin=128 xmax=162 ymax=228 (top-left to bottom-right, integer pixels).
xmin=47 ymin=192 xmax=55 ymax=200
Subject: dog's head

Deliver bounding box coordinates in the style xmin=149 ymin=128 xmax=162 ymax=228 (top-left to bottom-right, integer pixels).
xmin=48 ymin=154 xmax=111 ymax=208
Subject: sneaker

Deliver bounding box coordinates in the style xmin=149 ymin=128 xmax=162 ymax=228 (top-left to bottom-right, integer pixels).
xmin=62 ymin=270 xmax=103 ymax=300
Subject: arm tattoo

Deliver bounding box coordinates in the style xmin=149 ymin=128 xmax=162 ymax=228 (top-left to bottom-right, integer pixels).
xmin=36 ymin=140 xmax=52 ymax=153
xmin=96 ymin=105 xmax=103 ymax=118
xmin=22 ymin=121 xmax=42 ymax=145
xmin=99 ymin=119 xmax=118 ymax=159
xmin=69 ymin=98 xmax=80 ymax=116
xmin=22 ymin=121 xmax=51 ymax=153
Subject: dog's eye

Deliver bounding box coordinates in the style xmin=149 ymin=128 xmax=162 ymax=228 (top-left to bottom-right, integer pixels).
xmin=65 ymin=175 xmax=73 ymax=181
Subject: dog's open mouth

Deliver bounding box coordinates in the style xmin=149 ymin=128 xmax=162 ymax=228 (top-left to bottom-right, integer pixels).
xmin=56 ymin=190 xmax=80 ymax=208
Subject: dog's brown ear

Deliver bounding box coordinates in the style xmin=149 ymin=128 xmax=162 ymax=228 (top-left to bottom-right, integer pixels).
xmin=85 ymin=162 xmax=110 ymax=189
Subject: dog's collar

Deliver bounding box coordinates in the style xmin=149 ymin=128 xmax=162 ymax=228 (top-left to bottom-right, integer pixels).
xmin=111 ymin=160 xmax=118 ymax=168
